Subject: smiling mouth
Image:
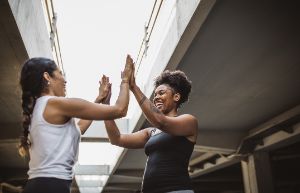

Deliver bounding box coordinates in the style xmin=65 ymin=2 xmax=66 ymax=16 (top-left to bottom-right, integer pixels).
xmin=155 ymin=103 xmax=163 ymax=109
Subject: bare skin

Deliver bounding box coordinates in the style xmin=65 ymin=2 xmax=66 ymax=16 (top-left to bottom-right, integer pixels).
xmin=77 ymin=75 xmax=112 ymax=134
xmin=104 ymin=55 xmax=198 ymax=149
xmin=41 ymin=55 xmax=134 ymax=134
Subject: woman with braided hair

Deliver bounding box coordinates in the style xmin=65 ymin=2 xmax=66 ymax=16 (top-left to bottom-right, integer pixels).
xmin=104 ymin=55 xmax=198 ymax=193
xmin=19 ymin=56 xmax=133 ymax=193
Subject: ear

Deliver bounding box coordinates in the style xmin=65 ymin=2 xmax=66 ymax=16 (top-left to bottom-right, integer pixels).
xmin=173 ymin=93 xmax=181 ymax=102
xmin=43 ymin=72 xmax=51 ymax=82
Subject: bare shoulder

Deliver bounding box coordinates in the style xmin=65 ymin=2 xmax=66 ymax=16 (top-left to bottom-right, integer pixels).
xmin=47 ymin=96 xmax=67 ymax=104
xmin=178 ymin=114 xmax=198 ymax=122
xmin=178 ymin=114 xmax=198 ymax=130
xmin=46 ymin=97 xmax=88 ymax=117
xmin=47 ymin=97 xmax=85 ymax=107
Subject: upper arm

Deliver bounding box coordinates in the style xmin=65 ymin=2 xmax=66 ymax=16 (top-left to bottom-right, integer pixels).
xmin=118 ymin=128 xmax=151 ymax=149
xmin=48 ymin=97 xmax=124 ymax=120
xmin=159 ymin=114 xmax=198 ymax=137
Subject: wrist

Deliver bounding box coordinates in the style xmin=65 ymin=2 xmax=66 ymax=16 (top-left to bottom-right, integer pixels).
xmin=121 ymin=79 xmax=129 ymax=84
xmin=120 ymin=79 xmax=129 ymax=87
xmin=95 ymin=97 xmax=104 ymax=103
xmin=130 ymin=84 xmax=139 ymax=92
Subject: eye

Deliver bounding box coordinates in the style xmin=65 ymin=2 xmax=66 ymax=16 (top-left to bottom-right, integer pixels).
xmin=160 ymin=90 xmax=165 ymax=95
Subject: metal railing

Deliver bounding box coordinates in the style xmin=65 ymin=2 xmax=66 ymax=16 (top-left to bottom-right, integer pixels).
xmin=43 ymin=0 xmax=65 ymax=74
xmin=135 ymin=0 xmax=163 ymax=75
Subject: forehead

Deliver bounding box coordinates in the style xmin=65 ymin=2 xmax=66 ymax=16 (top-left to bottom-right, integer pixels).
xmin=53 ymin=68 xmax=62 ymax=74
xmin=154 ymin=84 xmax=173 ymax=93
xmin=52 ymin=69 xmax=64 ymax=78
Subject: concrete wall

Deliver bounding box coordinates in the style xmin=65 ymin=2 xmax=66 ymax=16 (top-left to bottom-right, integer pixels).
xmin=8 ymin=0 xmax=53 ymax=58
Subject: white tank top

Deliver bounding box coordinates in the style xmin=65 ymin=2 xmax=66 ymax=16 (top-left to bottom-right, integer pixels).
xmin=28 ymin=96 xmax=81 ymax=180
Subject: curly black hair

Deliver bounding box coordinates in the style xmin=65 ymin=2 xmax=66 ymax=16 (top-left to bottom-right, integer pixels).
xmin=154 ymin=70 xmax=192 ymax=108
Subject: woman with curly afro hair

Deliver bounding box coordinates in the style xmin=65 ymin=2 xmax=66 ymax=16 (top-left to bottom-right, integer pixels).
xmin=104 ymin=55 xmax=198 ymax=193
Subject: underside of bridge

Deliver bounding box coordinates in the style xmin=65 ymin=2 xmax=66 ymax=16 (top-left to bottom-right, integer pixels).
xmin=102 ymin=0 xmax=300 ymax=192
xmin=1 ymin=0 xmax=300 ymax=193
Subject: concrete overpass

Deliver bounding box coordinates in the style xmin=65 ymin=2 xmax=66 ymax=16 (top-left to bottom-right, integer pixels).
xmin=102 ymin=0 xmax=300 ymax=193
xmin=1 ymin=0 xmax=300 ymax=193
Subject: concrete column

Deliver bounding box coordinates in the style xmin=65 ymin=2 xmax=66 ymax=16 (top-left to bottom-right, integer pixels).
xmin=8 ymin=0 xmax=53 ymax=58
xmin=241 ymin=151 xmax=274 ymax=193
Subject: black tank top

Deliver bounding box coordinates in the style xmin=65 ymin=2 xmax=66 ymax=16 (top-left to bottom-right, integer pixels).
xmin=142 ymin=130 xmax=195 ymax=193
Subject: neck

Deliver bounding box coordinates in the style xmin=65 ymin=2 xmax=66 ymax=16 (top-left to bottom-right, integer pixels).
xmin=165 ymin=108 xmax=178 ymax=117
xmin=40 ymin=91 xmax=55 ymax=97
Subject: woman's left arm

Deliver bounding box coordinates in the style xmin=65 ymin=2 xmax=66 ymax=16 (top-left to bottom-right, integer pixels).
xmin=127 ymin=54 xmax=198 ymax=137
xmin=131 ymin=85 xmax=198 ymax=137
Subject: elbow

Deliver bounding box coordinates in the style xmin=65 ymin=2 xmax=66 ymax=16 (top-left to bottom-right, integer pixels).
xmin=109 ymin=139 xmax=118 ymax=146
xmin=120 ymin=107 xmax=128 ymax=117
xmin=109 ymin=139 xmax=122 ymax=147
xmin=116 ymin=106 xmax=128 ymax=118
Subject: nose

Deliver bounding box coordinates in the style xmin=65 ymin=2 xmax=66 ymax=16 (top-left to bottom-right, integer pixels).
xmin=153 ymin=94 xmax=160 ymax=102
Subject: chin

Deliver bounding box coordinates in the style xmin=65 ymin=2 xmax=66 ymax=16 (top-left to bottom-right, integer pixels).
xmin=159 ymin=108 xmax=166 ymax=114
xmin=59 ymin=92 xmax=66 ymax=97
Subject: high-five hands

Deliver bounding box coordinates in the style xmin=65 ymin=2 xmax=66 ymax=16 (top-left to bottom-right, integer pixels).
xmin=97 ymin=75 xmax=112 ymax=104
xmin=121 ymin=54 xmax=134 ymax=84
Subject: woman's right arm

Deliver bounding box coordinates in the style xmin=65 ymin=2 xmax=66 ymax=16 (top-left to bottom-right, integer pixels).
xmin=46 ymin=55 xmax=134 ymax=121
xmin=105 ymin=120 xmax=151 ymax=149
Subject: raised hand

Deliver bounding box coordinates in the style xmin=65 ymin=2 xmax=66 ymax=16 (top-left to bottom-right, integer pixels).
xmin=96 ymin=75 xmax=111 ymax=103
xmin=129 ymin=59 xmax=136 ymax=90
xmin=102 ymin=83 xmax=112 ymax=105
xmin=121 ymin=54 xmax=134 ymax=83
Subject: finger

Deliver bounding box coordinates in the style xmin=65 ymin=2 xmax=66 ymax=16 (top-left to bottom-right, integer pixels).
xmin=132 ymin=62 xmax=135 ymax=74
xmin=126 ymin=54 xmax=130 ymax=63
xmin=106 ymin=76 xmax=109 ymax=83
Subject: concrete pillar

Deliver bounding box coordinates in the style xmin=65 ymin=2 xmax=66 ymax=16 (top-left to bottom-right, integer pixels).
xmin=8 ymin=0 xmax=53 ymax=58
xmin=241 ymin=151 xmax=274 ymax=193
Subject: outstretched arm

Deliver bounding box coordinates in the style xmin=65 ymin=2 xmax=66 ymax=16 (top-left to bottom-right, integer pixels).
xmin=78 ymin=75 xmax=111 ymax=134
xmin=101 ymin=77 xmax=150 ymax=149
xmin=105 ymin=120 xmax=151 ymax=149
xmin=44 ymin=55 xmax=134 ymax=124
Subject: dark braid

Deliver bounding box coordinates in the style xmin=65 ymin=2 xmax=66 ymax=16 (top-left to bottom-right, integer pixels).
xmin=19 ymin=91 xmax=35 ymax=156
xmin=19 ymin=57 xmax=57 ymax=157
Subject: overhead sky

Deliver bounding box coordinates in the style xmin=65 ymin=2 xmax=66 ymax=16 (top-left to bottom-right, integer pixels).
xmin=52 ymin=0 xmax=155 ymax=167
xmin=53 ymin=0 xmax=155 ymax=103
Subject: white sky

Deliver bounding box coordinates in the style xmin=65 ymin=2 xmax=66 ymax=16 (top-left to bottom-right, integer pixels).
xmin=52 ymin=0 xmax=155 ymax=167
xmin=53 ymin=0 xmax=155 ymax=103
